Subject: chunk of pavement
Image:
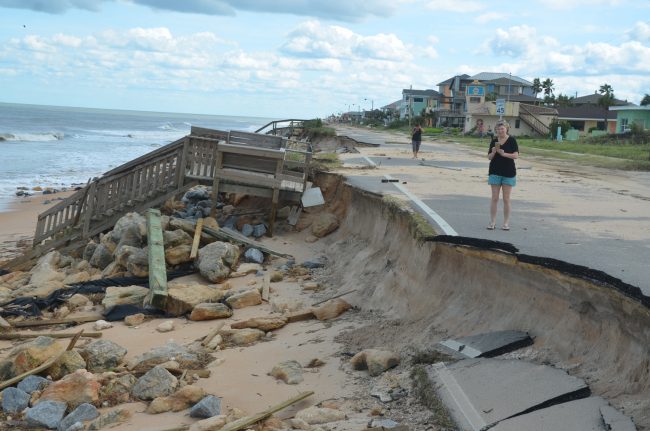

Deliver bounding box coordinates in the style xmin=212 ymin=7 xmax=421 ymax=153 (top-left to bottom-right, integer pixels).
xmin=131 ymin=366 xmax=178 ymax=400
xmin=78 ymin=339 xmax=127 ymax=373
xmin=2 ymin=387 xmax=31 ymax=414
xmin=124 ymin=313 xmax=145 ymax=326
xmin=351 ymin=349 xmax=400 ymax=377
xmin=101 ymin=285 xmax=149 ymax=309
xmin=127 ymin=341 xmax=204 ymax=373
xmin=86 ymin=408 xmax=131 ymax=430
xmin=219 ymin=328 xmax=265 ymax=346
xmin=39 ymin=369 xmax=101 ymax=410
xmin=189 ymin=415 xmax=227 ymax=431
xmin=244 ymin=248 xmax=264 ymax=264
xmin=58 ymin=403 xmax=99 ymax=431
xmin=270 ymin=360 xmax=304 ymax=385
xmin=47 ymin=350 xmax=87 ymax=380
xmin=146 ymin=385 xmax=206 ymax=414
xmin=312 ymin=298 xmax=351 ymax=320
xmin=190 ymin=395 xmax=222 ymax=418
xmin=17 ymin=375 xmax=51 ymax=394
xmin=166 ymin=283 xmax=225 ymax=316
xmin=196 ymin=241 xmax=240 ymax=283
xmin=295 ymin=406 xmax=346 ymax=424
xmin=226 ymin=289 xmax=262 ymax=309
xmin=252 ymin=224 xmax=267 ymax=238
xmin=311 ymin=212 xmax=339 ymax=238
xmin=189 ymin=303 xmax=233 ymax=321
xmin=156 ymin=320 xmax=175 ymax=333
xmin=231 ymin=316 xmax=288 ymax=331
xmin=25 ymin=400 xmax=67 ymax=430
xmin=437 ymin=330 xmax=534 ymax=359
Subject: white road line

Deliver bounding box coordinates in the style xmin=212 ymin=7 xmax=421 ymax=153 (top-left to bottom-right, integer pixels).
xmin=384 ymin=174 xmax=458 ymax=236
xmin=362 ymin=156 xmax=377 ymax=167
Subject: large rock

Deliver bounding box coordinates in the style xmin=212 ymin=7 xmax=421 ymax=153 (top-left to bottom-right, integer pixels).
xmin=270 ymin=360 xmax=304 ymax=385
xmin=29 ymin=251 xmax=65 ymax=286
xmin=196 ymin=242 xmax=240 ymax=282
xmin=350 ymin=349 xmax=400 ymax=376
xmin=47 ymin=350 xmax=86 ymax=380
xmin=312 ymin=298 xmax=352 ymax=320
xmin=99 ymin=373 xmax=136 ymax=407
xmin=225 ymin=289 xmax=262 ymax=309
xmin=124 ymin=313 xmax=145 ymax=326
xmin=78 ymin=339 xmax=127 ymax=372
xmin=231 ymin=316 xmax=288 ymax=332
xmin=89 ymin=244 xmax=113 ymax=270
xmin=190 ymin=395 xmax=222 ymax=418
xmin=87 ymin=408 xmax=131 ymax=431
xmin=114 ymin=245 xmax=140 ymax=268
xmin=25 ymin=400 xmax=67 ymax=429
xmin=219 ymin=328 xmax=265 ymax=346
xmin=62 ymin=271 xmax=90 ymax=285
xmin=83 ymin=242 xmax=98 ymax=262
xmin=165 ymin=244 xmax=192 ymax=266
xmin=0 ymin=336 xmax=64 ymax=381
xmin=244 ymin=248 xmax=264 ymax=264
xmin=189 ymin=303 xmax=233 ymax=321
xmin=164 ymin=229 xmax=193 ymax=248
xmin=146 ymin=385 xmax=206 ymax=414
xmin=127 ymin=342 xmax=206 ymax=374
xmin=311 ymin=212 xmax=339 ymax=238
xmin=101 ymin=285 xmax=148 ymax=309
xmin=166 ymin=283 xmax=225 ymax=316
xmin=2 ymin=387 xmax=31 ymax=414
xmin=17 ymin=375 xmax=51 ymax=394
xmin=126 ymin=248 xmax=149 ymax=277
xmin=131 ymin=366 xmax=178 ymax=401
xmin=112 ymin=212 xmax=146 ymax=245
xmin=58 ymin=403 xmax=99 ymax=431
xmin=39 ymin=369 xmax=101 ymax=409
xmin=295 ymin=406 xmax=346 ymax=424
xmin=189 ymin=415 xmax=227 ymax=431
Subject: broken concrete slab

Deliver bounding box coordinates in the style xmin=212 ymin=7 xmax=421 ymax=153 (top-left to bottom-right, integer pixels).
xmin=437 ymin=330 xmax=533 ymax=359
xmin=427 ymin=358 xmax=590 ymax=430
xmin=491 ymin=397 xmax=636 ymax=431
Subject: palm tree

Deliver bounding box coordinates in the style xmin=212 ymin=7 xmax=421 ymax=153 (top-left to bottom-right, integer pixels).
xmin=641 ymin=93 xmax=650 ymax=106
xmin=532 ymin=78 xmax=542 ymax=99
xmin=542 ymin=78 xmax=554 ymax=97
xmin=598 ymin=83 xmax=615 ymax=132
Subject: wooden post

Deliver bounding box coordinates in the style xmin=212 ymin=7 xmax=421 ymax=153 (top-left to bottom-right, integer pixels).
xmin=82 ymin=181 xmax=96 ymax=239
xmin=269 ymin=158 xmax=283 ymax=237
xmin=209 ymin=150 xmax=223 ymax=218
xmin=144 ymin=208 xmax=168 ymax=310
xmin=189 ymin=218 xmax=204 ymax=259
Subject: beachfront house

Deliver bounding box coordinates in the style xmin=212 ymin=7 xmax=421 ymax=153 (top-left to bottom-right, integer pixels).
xmin=400 ymin=89 xmax=441 ymax=123
xmin=610 ymin=105 xmax=650 ymax=133
xmin=556 ymin=106 xmax=618 ymax=135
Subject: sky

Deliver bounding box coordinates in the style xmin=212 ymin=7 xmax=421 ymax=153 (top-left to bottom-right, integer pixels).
xmin=0 ymin=0 xmax=648 ymax=118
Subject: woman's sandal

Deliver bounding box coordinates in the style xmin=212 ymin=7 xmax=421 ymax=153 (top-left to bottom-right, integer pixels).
xmin=486 ymin=223 xmax=496 ymax=230
xmin=501 ymin=225 xmax=510 ymax=231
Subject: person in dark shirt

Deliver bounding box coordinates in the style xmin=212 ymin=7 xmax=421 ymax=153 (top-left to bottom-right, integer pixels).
xmin=487 ymin=120 xmax=519 ymax=230
xmin=411 ymin=124 xmax=422 ymax=158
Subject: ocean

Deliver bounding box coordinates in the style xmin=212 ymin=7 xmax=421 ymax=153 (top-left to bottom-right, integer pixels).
xmin=0 ymin=102 xmax=277 ymax=209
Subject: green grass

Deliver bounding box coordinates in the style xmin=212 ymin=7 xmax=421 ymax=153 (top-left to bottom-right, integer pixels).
xmin=411 ymin=365 xmax=458 ymax=430
xmin=311 ymin=152 xmax=342 ymax=171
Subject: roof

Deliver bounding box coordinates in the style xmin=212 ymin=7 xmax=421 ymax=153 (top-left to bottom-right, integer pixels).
xmin=610 ymin=105 xmax=649 ymax=111
xmin=381 ymin=100 xmax=402 ymax=110
xmin=557 ymin=106 xmax=617 ymax=120
xmin=571 ymin=93 xmax=630 ymax=106
xmin=437 ymin=74 xmax=471 ymax=86
xmin=520 ymin=103 xmax=557 ymax=115
xmin=402 ymin=89 xmax=440 ymax=97
xmin=470 ymin=72 xmax=532 ymax=86
xmin=506 ymin=95 xmax=541 ymax=103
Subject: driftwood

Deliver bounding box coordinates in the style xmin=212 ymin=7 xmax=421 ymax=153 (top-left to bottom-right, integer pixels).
xmin=11 ymin=315 xmax=104 ymax=328
xmin=0 ymin=331 xmax=102 ymax=340
xmin=0 ymin=330 xmax=84 ymax=391
xmin=200 ymin=321 xmax=226 ymax=347
xmin=189 ymin=217 xmax=204 ymax=259
xmin=311 ymin=289 xmax=357 ymax=307
xmin=144 ymin=208 xmax=168 ymax=309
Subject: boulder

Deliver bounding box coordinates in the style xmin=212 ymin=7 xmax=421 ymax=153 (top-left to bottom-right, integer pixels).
xmin=241 ymin=224 xmax=253 ymax=237
xmin=2 ymin=387 xmax=31 ymax=414
xmin=225 ymin=289 xmax=262 ymax=309
xmin=25 ymin=400 xmax=67 ymax=430
xmin=47 ymin=350 xmax=86 ymax=380
xmin=146 ymin=385 xmax=206 ymax=414
xmin=295 ymin=406 xmax=346 ymax=425
xmin=156 ymin=321 xmax=175 ymax=333
xmin=99 ymin=373 xmax=136 ymax=407
xmin=87 ymin=408 xmax=131 ymax=430
xmin=112 ymin=213 xmax=146 ymax=244
xmin=244 ymin=248 xmax=264 ymax=264
xmin=83 ymin=242 xmax=98 ymax=262
xmin=252 ymin=224 xmax=267 ymax=238
xmin=29 ymin=251 xmax=65 ymax=286
xmin=0 ymin=336 xmax=64 ymax=381
xmin=88 ymin=244 xmax=113 ymax=270
xmin=131 ymin=366 xmax=178 ymax=401
xmin=124 ymin=313 xmax=145 ymax=326
xmin=196 ymin=242 xmax=240 ymax=282
xmin=312 ymin=299 xmax=351 ymax=320
xmin=114 ymin=245 xmax=140 ymax=268
xmin=183 ymin=187 xmax=210 ymax=203
xmin=62 ymin=271 xmax=90 ymax=285
xmin=231 ymin=316 xmax=287 ymax=332
xmin=78 ymin=339 xmax=127 ymax=372
xmin=58 ymin=403 xmax=99 ymax=431
xmin=126 ymin=248 xmax=149 ymax=277
xmin=65 ymin=293 xmax=91 ymax=309
xmin=166 ymin=283 xmax=225 ymax=316
xmin=190 ymin=395 xmax=222 ymax=418
xmin=39 ymin=369 xmax=101 ymax=409
xmin=127 ymin=342 xmax=205 ymax=374
xmin=219 ymin=328 xmax=265 ymax=346
xmin=165 ymin=244 xmax=192 ymax=265
xmin=189 ymin=415 xmax=227 ymax=431
xmin=101 ymin=285 xmax=148 ymax=309
xmin=189 ymin=303 xmax=233 ymax=321
xmin=115 ymin=224 xmax=143 ymax=250
xmin=270 ymin=360 xmax=304 ymax=385
xmin=164 ymin=229 xmax=193 ymax=248
xmin=311 ymin=212 xmax=339 ymax=238
xmin=17 ymin=375 xmax=50 ymax=394
xmin=350 ymin=349 xmax=400 ymax=377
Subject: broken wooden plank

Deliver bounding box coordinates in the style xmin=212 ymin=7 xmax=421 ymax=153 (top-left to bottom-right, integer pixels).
xmin=202 ymin=225 xmax=293 ymax=259
xmin=200 ymin=322 xmax=226 ymax=347
xmin=11 ymin=315 xmax=104 ymax=328
xmin=0 ymin=331 xmax=102 ymax=340
xmin=189 ymin=217 xmax=204 ymax=259
xmin=262 ymin=272 xmax=271 ymax=301
xmin=287 ymin=205 xmax=302 ymax=226
xmin=218 ymin=391 xmax=314 ymax=431
xmin=144 ymin=208 xmax=168 ymax=309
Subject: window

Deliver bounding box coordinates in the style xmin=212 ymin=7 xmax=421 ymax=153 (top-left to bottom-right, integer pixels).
xmin=515 ymin=119 xmax=521 ymax=128
xmin=414 ymin=97 xmax=423 ymax=102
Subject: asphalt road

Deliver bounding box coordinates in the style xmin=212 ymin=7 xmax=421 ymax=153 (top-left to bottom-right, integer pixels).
xmin=337 ymin=127 xmax=650 ymax=297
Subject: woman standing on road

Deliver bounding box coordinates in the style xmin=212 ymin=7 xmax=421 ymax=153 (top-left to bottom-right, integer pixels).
xmin=411 ymin=124 xmax=422 ymax=159
xmin=487 ymin=121 xmax=519 ymax=230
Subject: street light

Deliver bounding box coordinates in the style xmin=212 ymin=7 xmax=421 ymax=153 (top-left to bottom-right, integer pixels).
xmin=363 ymin=98 xmax=374 ymax=111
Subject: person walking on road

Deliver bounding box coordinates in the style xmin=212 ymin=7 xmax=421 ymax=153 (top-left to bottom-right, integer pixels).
xmin=411 ymin=124 xmax=422 ymax=159
xmin=487 ymin=120 xmax=519 ymax=231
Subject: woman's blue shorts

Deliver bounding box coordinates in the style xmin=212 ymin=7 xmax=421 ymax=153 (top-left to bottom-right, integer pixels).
xmin=488 ymin=174 xmax=516 ymax=187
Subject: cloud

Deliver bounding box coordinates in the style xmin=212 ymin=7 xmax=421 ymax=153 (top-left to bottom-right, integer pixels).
xmin=627 ymin=21 xmax=650 ymax=42
xmin=0 ymin=0 xmax=400 ymax=21
xmin=537 ymin=0 xmax=622 ymax=10
xmin=426 ymin=0 xmax=485 ymax=13
xmin=475 ymin=12 xmax=506 ymax=24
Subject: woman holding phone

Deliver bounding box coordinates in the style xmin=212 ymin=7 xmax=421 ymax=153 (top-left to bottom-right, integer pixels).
xmin=487 ymin=121 xmax=519 ymax=231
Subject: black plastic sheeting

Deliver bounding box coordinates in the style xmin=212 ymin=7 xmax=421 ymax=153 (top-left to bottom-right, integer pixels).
xmin=0 ymin=268 xmax=195 ymax=319
xmin=426 ymin=236 xmax=649 ymax=309
xmin=0 ymin=269 xmax=9 ymax=276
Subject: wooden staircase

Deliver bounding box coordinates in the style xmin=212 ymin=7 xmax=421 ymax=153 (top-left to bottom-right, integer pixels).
xmin=4 ymin=128 xmax=312 ymax=270
xmin=519 ymin=104 xmax=551 ymax=136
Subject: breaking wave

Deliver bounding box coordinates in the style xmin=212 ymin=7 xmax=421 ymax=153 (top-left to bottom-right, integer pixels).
xmin=0 ymin=132 xmax=64 ymax=142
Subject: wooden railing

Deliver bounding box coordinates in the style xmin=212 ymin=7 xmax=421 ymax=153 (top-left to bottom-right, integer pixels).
xmin=255 ymin=119 xmax=306 ymax=136
xmin=519 ymin=104 xmax=550 ymax=136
